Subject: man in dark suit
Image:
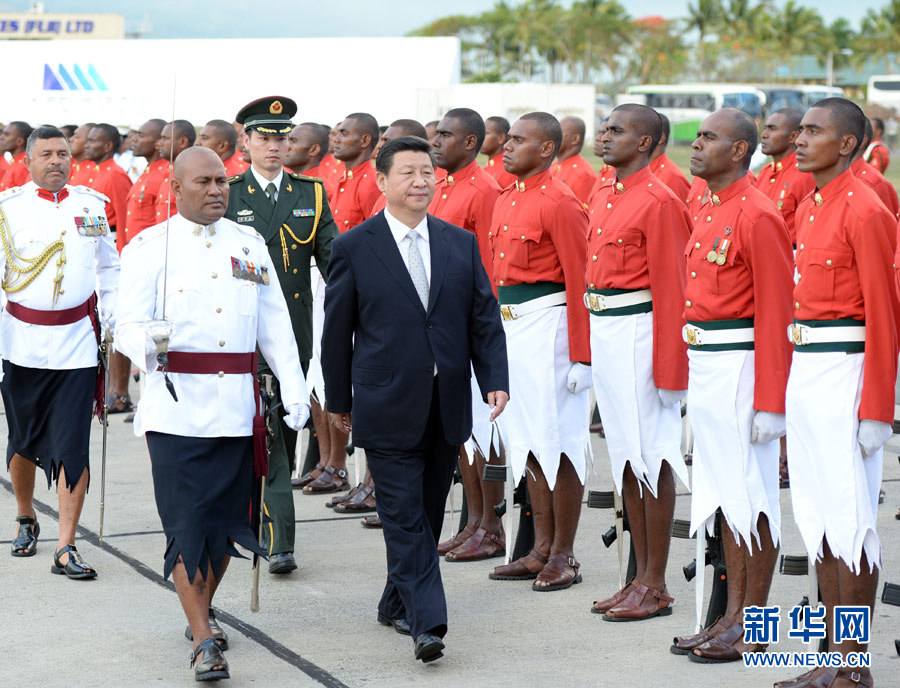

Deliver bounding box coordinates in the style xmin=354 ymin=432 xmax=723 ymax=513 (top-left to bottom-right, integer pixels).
xmin=224 ymin=96 xmax=338 ymax=574
xmin=322 ymin=136 xmax=509 ymax=663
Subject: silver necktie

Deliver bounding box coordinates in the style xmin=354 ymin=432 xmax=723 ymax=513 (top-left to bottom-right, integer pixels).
xmin=406 ymin=229 xmax=429 ymax=308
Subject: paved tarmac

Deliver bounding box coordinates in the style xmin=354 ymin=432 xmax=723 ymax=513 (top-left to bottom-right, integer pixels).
xmin=1 ymin=401 xmax=898 ymax=687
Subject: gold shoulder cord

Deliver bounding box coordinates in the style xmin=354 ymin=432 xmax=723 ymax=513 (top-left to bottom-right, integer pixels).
xmin=0 ymin=205 xmax=66 ymax=306
xmin=279 ymin=182 xmax=322 ymax=271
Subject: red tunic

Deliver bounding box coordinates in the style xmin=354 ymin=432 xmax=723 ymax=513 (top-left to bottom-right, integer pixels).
xmin=153 ymin=163 xmax=177 ymax=225
xmin=649 ymin=153 xmax=691 ymax=206
xmin=586 ymin=165 xmax=617 ymax=204
xmin=484 ymin=153 xmax=516 ymax=189
xmin=122 ymin=159 xmax=169 ymax=250
xmin=224 ymin=151 xmax=248 ymax=177
xmin=301 ymin=163 xmax=337 ymax=201
xmin=429 ymin=158 xmax=502 ymax=282
xmin=92 ymin=158 xmax=133 ymax=232
xmin=795 ymin=168 xmax=900 ymax=423
xmin=69 ymin=160 xmax=98 ymax=187
xmin=585 ymin=166 xmax=690 ymax=390
xmin=754 ymin=150 xmax=815 ymax=244
xmin=489 ymin=167 xmax=590 ymax=362
xmin=850 ymin=158 xmax=899 ymax=220
xmin=0 ymin=155 xmax=9 ymax=180
xmin=0 ymin=152 xmax=29 ymax=190
xmin=684 ymin=174 xmax=794 ymax=413
xmin=865 ymin=139 xmax=890 ymax=174
xmin=552 ymin=154 xmax=597 ymax=207
xmin=331 ymin=160 xmax=380 ymax=233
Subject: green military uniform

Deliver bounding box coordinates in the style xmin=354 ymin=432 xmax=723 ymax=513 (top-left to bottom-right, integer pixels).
xmin=225 ymin=96 xmax=338 ymax=562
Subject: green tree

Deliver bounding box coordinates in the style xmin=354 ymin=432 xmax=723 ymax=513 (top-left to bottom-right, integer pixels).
xmin=768 ymin=1 xmax=826 ymax=78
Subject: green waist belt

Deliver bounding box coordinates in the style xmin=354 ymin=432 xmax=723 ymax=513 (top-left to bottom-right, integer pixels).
xmin=497 ymin=281 xmax=565 ymax=306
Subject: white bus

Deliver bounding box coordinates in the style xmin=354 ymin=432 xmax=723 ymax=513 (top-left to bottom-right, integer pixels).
xmin=623 ymin=83 xmax=767 ymax=143
xmin=758 ymin=85 xmax=844 ymax=114
xmin=868 ymin=75 xmax=900 ymax=110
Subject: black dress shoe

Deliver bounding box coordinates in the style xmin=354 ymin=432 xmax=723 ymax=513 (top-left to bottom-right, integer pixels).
xmin=414 ymin=633 xmax=444 ymax=663
xmin=377 ymin=612 xmax=411 ymax=636
xmin=268 ymin=552 xmax=297 ymax=575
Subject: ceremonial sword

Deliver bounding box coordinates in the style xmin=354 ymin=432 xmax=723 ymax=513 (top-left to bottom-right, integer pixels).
xmin=98 ymin=326 xmax=111 ymax=543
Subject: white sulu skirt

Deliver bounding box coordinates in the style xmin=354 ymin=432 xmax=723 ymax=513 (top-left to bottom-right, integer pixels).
xmin=688 ymin=348 xmax=781 ymax=548
xmin=463 ymin=370 xmax=497 ymax=464
xmin=305 ymin=267 xmax=327 ymax=405
xmin=786 ymin=351 xmax=882 ymax=573
xmin=496 ymin=305 xmax=592 ymax=491
xmin=589 ymin=311 xmax=688 ymax=497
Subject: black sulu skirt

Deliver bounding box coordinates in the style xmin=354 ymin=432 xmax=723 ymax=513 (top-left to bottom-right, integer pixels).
xmin=145 ymin=432 xmax=265 ymax=583
xmin=1 ymin=361 xmax=94 ymax=491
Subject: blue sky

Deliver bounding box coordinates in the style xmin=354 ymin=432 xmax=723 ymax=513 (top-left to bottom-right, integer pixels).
xmin=0 ymin=0 xmax=887 ymax=37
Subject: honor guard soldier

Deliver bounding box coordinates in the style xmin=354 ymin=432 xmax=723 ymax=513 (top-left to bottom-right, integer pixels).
xmin=551 ymin=116 xmax=597 ymax=207
xmin=649 ymin=114 xmax=691 ymax=204
xmin=331 ymin=112 xmax=381 ymax=233
xmin=585 ymin=118 xmax=616 ymax=203
xmin=197 ymin=119 xmax=245 ymax=178
xmin=67 ymin=123 xmax=96 ymax=186
xmin=586 ymin=104 xmax=691 ymax=620
xmin=0 ymin=122 xmax=34 ymax=191
xmin=851 ymin=119 xmax=900 ymax=220
xmin=481 ymin=116 xmax=517 ymax=189
xmin=675 ymin=109 xmax=794 ymax=663
xmin=122 ymin=119 xmax=167 ymax=250
xmin=488 ymin=112 xmax=592 ymax=592
xmin=2 ymin=126 xmax=119 ymax=578
xmin=225 ymin=122 xmax=250 ymax=176
xmin=116 ymin=147 xmax=310 ymax=681
xmin=427 ymin=107 xmax=506 ymax=561
xmin=154 ymin=120 xmax=196 ymax=225
xmin=865 ymin=116 xmax=890 ymax=174
xmin=84 ymin=124 xmax=133 ymax=240
xmin=777 ymin=99 xmax=900 ymax=688
xmin=286 ymin=122 xmax=334 ymax=196
xmin=226 ymin=96 xmax=338 ymax=574
xmin=318 ymin=123 xmax=344 ymax=201
xmin=755 ymin=108 xmax=815 ymax=245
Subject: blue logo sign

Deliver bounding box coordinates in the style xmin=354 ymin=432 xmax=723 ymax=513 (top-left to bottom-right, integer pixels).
xmin=43 ymin=64 xmax=108 ymax=91
xmin=834 ymin=606 xmax=870 ymax=644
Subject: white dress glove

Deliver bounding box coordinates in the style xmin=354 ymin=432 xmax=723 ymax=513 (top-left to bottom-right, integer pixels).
xmin=857 ymin=419 xmax=892 ymax=458
xmin=566 ymin=363 xmax=593 ymax=394
xmin=284 ymin=402 xmax=311 ymax=432
xmin=657 ymin=388 xmax=687 ymax=408
xmin=750 ymin=411 xmax=786 ymax=444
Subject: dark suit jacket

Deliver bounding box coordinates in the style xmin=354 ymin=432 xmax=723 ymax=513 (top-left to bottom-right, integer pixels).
xmin=224 ymin=169 xmax=337 ymax=361
xmin=322 ymin=211 xmax=508 ymax=448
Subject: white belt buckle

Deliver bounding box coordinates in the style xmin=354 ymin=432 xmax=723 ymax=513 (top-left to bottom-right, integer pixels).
xmin=789 ymin=323 xmax=809 ymax=346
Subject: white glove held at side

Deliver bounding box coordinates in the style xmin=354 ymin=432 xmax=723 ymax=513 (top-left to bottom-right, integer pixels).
xmin=750 ymin=411 xmax=786 ymax=444
xmin=857 ymin=419 xmax=892 ymax=458
xmin=657 ymin=388 xmax=687 ymax=408
xmin=566 ymin=363 xmax=592 ymax=394
xmin=284 ymin=402 xmax=311 ymax=432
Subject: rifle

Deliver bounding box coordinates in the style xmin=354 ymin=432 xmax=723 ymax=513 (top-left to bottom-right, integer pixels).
xmin=678 ymin=509 xmax=728 ymax=630
xmin=587 ymin=489 xmax=637 ymax=586
xmin=98 ymin=326 xmax=111 ymax=543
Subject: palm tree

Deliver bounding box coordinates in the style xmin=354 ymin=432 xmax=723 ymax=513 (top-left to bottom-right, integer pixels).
xmin=685 ymin=0 xmax=723 ymax=43
xmin=767 ymin=1 xmax=826 ymax=78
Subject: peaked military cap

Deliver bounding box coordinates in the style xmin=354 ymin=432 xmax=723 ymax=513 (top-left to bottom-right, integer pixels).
xmin=236 ymin=96 xmax=297 ymax=135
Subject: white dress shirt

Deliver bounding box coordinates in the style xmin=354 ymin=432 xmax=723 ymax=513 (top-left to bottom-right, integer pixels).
xmin=115 ymin=213 xmax=308 ymax=438
xmin=384 ymin=208 xmax=431 ymax=284
xmin=250 ymin=166 xmax=284 ymax=202
xmin=0 ymin=182 xmax=119 ymax=369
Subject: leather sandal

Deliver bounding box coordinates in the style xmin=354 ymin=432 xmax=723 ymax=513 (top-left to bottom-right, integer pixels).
xmin=605 ymin=582 xmax=673 ymax=621
xmin=303 ymin=466 xmax=350 ymax=494
xmin=361 ymin=515 xmax=382 ymax=528
xmin=50 ymin=544 xmax=97 ymax=580
xmin=445 ymin=527 xmax=505 ymax=561
xmin=671 ymin=616 xmax=730 ymax=655
xmin=292 ymin=463 xmax=323 ymax=489
xmin=185 ymin=608 xmax=229 ymax=651
xmin=690 ymin=620 xmax=764 ymax=663
xmin=489 ymin=549 xmax=548 ymax=581
xmin=774 ymin=670 xmax=817 ymax=688
xmin=532 ymin=553 xmax=582 ymax=591
xmin=791 ymin=667 xmax=873 ymax=688
xmin=107 ymin=394 xmax=133 ymax=414
xmin=438 ymin=523 xmax=476 ymax=555
xmin=327 ymin=483 xmax=362 ymax=508
xmin=592 ymin=578 xmax=640 ymax=614
xmin=333 ymin=484 xmax=376 ymax=513
xmin=191 ymin=637 xmax=229 ymax=682
xmin=11 ymin=516 xmax=40 ymax=557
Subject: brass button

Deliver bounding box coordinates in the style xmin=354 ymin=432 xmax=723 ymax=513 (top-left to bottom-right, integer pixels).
xmin=61 ymin=230 xmax=66 ymax=236
xmin=488 ymin=231 xmax=492 ymax=237
xmin=217 ymin=371 xmax=224 ymax=378
xmin=794 ymin=301 xmax=800 ymax=309
xmin=606 ymin=203 xmax=612 ymax=209
xmin=826 ymin=259 xmax=832 ymax=266
xmin=695 ymin=242 xmax=701 ymax=249
xmin=218 ymin=340 xmax=225 ymax=347
xmin=592 ymin=255 xmax=598 ymax=262
xmin=216 ymin=307 xmax=222 ymax=313
xmin=293 ymin=268 xmax=298 ymax=274
xmin=498 ymin=280 xmax=504 ymax=286
xmin=294 ymin=293 xmax=300 ymax=299
xmin=500 ymin=252 xmax=505 ymax=258
xmin=799 ymin=243 xmax=804 ymax=250
xmin=511 ymin=201 xmax=516 ymax=206
xmin=520 ymin=235 xmax=525 ymax=240
xmin=343 ymin=220 xmax=349 ymax=225
xmin=617 ymin=238 xmax=623 ymax=245
xmin=291 ymin=243 xmax=297 ymax=250
xmin=503 ymin=225 xmax=508 ymax=231
xmin=206 ymin=241 xmax=211 ymax=248
xmin=211 ymin=272 xmax=217 ymax=278
xmin=809 ymin=215 xmax=814 ymax=222
xmin=685 ymin=300 xmax=692 ymax=307
xmin=597 ymin=228 xmax=602 ymax=235
xmin=691 ymin=271 xmax=696 ymax=278
xmin=706 ymin=216 xmax=712 ymax=222
xmin=796 ymin=274 xmax=801 ymax=280
xmin=442 ymin=194 xmax=447 ymax=199
xmin=589 ymin=283 xmax=595 ymax=289
xmin=178 ymin=288 xmax=183 ymax=292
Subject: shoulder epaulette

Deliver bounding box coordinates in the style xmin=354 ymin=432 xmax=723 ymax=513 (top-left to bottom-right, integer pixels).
xmin=0 ymin=185 xmax=25 ymax=203
xmin=72 ymin=185 xmax=110 ymax=204
xmin=227 ymin=174 xmax=243 ymax=184
xmin=288 ymin=171 xmax=323 ymax=183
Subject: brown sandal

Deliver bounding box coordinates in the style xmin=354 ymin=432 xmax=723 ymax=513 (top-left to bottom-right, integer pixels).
xmin=604 ymin=582 xmax=673 ymax=621
xmin=489 ymin=548 xmax=548 ymax=581
xmin=362 ymin=514 xmax=382 ymax=528
xmin=671 ymin=615 xmax=730 ymax=654
xmin=292 ymin=463 xmax=323 ymax=489
xmin=445 ymin=527 xmax=505 ymax=561
xmin=592 ymin=578 xmax=639 ymax=614
xmin=333 ymin=484 xmax=376 ymax=513
xmin=532 ymin=553 xmax=582 ymax=591
xmin=689 ymin=620 xmax=764 ymax=663
xmin=437 ymin=524 xmax=476 ymax=555
xmin=303 ymin=466 xmax=350 ymax=494
xmin=327 ymin=483 xmax=362 ymax=508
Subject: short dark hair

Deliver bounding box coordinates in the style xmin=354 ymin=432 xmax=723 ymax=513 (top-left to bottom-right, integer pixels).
xmin=486 ymin=116 xmax=510 ymax=135
xmin=658 ymin=113 xmax=670 ymax=141
xmin=811 ymin=97 xmax=866 ymax=158
xmin=172 ymin=119 xmax=196 ymax=146
xmin=611 ymin=104 xmax=663 ymax=153
xmin=346 ymin=112 xmax=380 ymax=152
xmin=426 ymin=120 xmax=439 ymax=128
xmin=59 ymin=125 xmax=77 ymax=138
xmin=389 ymin=119 xmax=427 ymax=139
xmin=444 ymin=107 xmax=486 ymax=150
xmin=93 ymin=123 xmax=121 ymax=151
xmin=205 ymin=119 xmax=237 ymax=154
xmin=300 ymin=122 xmax=330 ymax=163
xmin=519 ymin=112 xmax=563 ymax=157
xmin=772 ymin=108 xmax=803 ymax=131
xmin=871 ymin=117 xmax=884 ymax=134
xmin=378 ymin=125 xmax=388 ymax=135
xmin=375 ymin=136 xmax=435 ymax=175
xmin=864 ymin=118 xmax=874 ymax=145
xmin=25 ymin=125 xmax=68 ymax=156
xmin=8 ymin=121 xmax=34 ymax=145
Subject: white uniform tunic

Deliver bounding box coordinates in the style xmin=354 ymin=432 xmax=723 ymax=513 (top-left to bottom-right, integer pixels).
xmin=115 ymin=214 xmax=308 ymax=438
xmin=0 ymin=182 xmax=119 ymax=368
